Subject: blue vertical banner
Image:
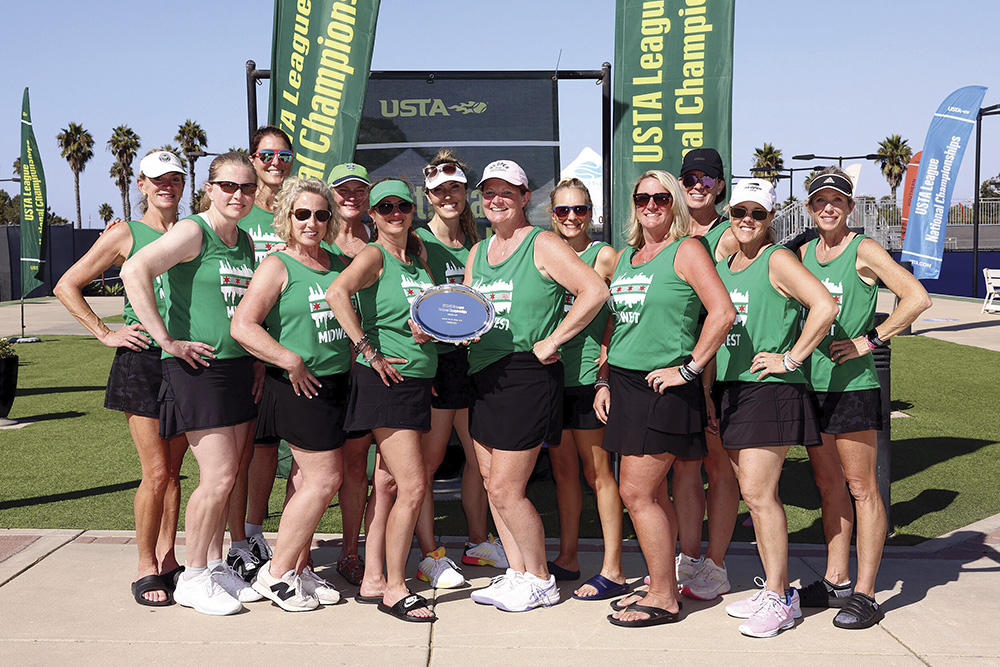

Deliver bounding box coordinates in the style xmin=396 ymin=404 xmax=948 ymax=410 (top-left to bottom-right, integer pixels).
xmin=901 ymin=85 xmax=987 ymax=279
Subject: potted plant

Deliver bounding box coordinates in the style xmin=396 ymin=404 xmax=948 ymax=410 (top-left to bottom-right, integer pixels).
xmin=0 ymin=337 xmax=18 ymax=420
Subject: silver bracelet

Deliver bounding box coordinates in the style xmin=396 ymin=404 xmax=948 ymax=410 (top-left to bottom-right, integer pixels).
xmin=594 ymin=377 xmax=610 ymax=390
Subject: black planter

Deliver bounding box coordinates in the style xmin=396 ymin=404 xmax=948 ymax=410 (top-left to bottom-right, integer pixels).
xmin=0 ymin=356 xmax=18 ymax=419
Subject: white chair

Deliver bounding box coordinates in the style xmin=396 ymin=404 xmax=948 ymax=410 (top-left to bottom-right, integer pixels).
xmin=983 ymin=269 xmax=1000 ymax=314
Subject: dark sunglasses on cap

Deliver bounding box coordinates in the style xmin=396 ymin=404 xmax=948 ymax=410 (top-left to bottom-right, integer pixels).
xmin=210 ymin=181 xmax=257 ymax=195
xmin=252 ymin=149 xmax=294 ymax=163
xmin=293 ymin=208 xmax=332 ymax=223
xmin=681 ymin=173 xmax=718 ymax=189
xmin=730 ymin=206 xmax=769 ymax=221
xmin=632 ymin=192 xmax=672 ymax=208
xmin=423 ymin=162 xmax=461 ymax=179
xmin=552 ymin=205 xmax=592 ymax=219
xmin=375 ymin=200 xmax=414 ymax=216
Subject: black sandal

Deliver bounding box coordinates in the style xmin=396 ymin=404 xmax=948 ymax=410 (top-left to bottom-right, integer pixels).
xmin=833 ymin=593 xmax=884 ymax=629
xmin=377 ymin=593 xmax=437 ymax=623
xmin=131 ymin=574 xmax=173 ymax=607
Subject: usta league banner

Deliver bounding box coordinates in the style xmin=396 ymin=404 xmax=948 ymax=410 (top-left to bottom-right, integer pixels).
xmin=20 ymin=87 xmax=46 ymax=298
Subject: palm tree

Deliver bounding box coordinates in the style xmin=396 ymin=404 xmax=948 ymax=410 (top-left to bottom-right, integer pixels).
xmin=56 ymin=122 xmax=95 ymax=228
xmin=107 ymin=125 xmax=141 ymax=220
xmin=12 ymin=158 xmax=20 ymax=177
xmin=751 ymin=143 xmax=783 ymax=186
xmin=98 ymin=203 xmax=115 ymax=224
xmin=875 ymin=134 xmax=913 ymax=204
xmin=175 ymin=120 xmax=207 ymax=211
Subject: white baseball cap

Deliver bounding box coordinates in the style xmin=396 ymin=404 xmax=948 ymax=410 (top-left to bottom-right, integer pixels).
xmin=477 ymin=160 xmax=529 ymax=188
xmin=139 ymin=151 xmax=185 ymax=178
xmin=729 ymin=178 xmax=777 ymax=212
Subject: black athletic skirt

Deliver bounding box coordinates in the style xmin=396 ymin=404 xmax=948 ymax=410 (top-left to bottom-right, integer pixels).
xmin=601 ymin=365 xmax=706 ymax=458
xmin=470 ymin=352 xmax=563 ymax=452
xmin=812 ymin=388 xmax=884 ymax=434
xmin=105 ymin=345 xmax=162 ymax=418
xmin=718 ymin=381 xmax=821 ymax=449
xmin=343 ymin=363 xmax=433 ymax=432
xmin=432 ymin=347 xmax=472 ymax=410
xmin=254 ymin=368 xmax=349 ymax=451
xmin=158 ymin=356 xmax=256 ymax=438
xmin=562 ymin=384 xmax=602 ymax=431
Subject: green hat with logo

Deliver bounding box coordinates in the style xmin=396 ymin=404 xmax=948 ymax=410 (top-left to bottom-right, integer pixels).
xmin=329 ymin=162 xmax=370 ymax=187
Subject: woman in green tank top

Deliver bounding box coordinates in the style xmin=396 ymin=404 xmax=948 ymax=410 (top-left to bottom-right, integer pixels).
xmin=714 ymin=179 xmax=837 ymax=637
xmin=54 ymin=150 xmax=188 ymax=607
xmin=122 ymin=152 xmax=261 ymax=616
xmin=231 ymin=177 xmax=349 ymax=610
xmin=326 ymin=179 xmax=438 ymax=622
xmin=542 ymin=178 xmax=626 ymax=600
xmin=597 ymin=170 xmax=734 ymax=627
xmin=796 ymin=168 xmax=931 ymax=628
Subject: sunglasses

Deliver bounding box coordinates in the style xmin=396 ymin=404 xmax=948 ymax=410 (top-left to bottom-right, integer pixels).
xmin=632 ymin=192 xmax=672 ymax=208
xmin=293 ymin=208 xmax=332 ymax=223
xmin=552 ymin=205 xmax=592 ymax=219
xmin=423 ymin=162 xmax=461 ymax=179
xmin=681 ymin=173 xmax=718 ymax=189
xmin=211 ymin=181 xmax=257 ymax=195
xmin=730 ymin=206 xmax=769 ymax=221
xmin=374 ymin=200 xmax=414 ymax=216
xmin=253 ymin=149 xmax=294 ymax=163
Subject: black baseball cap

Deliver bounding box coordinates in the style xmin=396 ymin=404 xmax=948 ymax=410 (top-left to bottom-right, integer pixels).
xmin=680 ymin=148 xmax=726 ymax=204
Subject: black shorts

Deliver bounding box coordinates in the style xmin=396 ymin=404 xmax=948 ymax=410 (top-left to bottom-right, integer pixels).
xmin=562 ymin=384 xmax=602 ymax=431
xmin=158 ymin=357 xmax=256 ymax=438
xmin=470 ymin=352 xmax=563 ymax=452
xmin=718 ymin=381 xmax=821 ymax=450
xmin=432 ymin=347 xmax=472 ymax=410
xmin=813 ymin=388 xmax=884 ymax=434
xmin=343 ymin=363 xmax=433 ymax=432
xmin=254 ymin=368 xmax=349 ymax=451
xmin=105 ymin=345 xmax=162 ymax=418
xmin=602 ymin=366 xmax=706 ymax=458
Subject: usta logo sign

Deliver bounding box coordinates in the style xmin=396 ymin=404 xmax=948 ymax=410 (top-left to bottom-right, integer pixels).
xmin=379 ymin=99 xmax=487 ymax=118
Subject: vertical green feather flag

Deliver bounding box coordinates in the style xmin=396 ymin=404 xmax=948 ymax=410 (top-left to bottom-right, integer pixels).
xmin=20 ymin=88 xmax=47 ymax=298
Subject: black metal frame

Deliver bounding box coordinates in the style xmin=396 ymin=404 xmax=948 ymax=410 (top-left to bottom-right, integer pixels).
xmin=972 ymin=103 xmax=1000 ymax=297
xmin=245 ymin=61 xmax=613 ymax=241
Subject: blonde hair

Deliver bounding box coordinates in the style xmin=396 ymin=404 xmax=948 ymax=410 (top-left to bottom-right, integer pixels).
xmin=425 ymin=148 xmax=479 ymax=243
xmin=272 ymin=176 xmax=338 ymax=245
xmin=625 ymin=170 xmax=691 ymax=248
xmin=548 ymin=178 xmax=594 ymax=239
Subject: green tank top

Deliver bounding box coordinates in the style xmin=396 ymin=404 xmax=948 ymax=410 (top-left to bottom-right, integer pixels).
xmin=801 ymin=234 xmax=879 ymax=391
xmin=716 ymin=245 xmax=804 ymax=384
xmin=162 ymin=214 xmax=255 ymax=360
xmin=263 ymin=250 xmax=352 ymax=377
xmin=562 ymin=241 xmax=611 ymax=386
xmin=238 ymin=204 xmax=282 ymax=264
xmin=607 ymin=240 xmax=702 ymax=371
xmin=416 ymin=226 xmax=475 ymax=356
xmin=698 ymin=216 xmax=729 ymax=258
xmin=123 ymin=220 xmax=167 ymax=348
xmin=468 ymin=226 xmax=565 ymax=374
xmin=355 ymin=243 xmax=437 ymax=378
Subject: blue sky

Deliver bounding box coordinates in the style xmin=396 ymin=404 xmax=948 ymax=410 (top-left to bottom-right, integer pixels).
xmin=3 ymin=0 xmax=998 ymax=227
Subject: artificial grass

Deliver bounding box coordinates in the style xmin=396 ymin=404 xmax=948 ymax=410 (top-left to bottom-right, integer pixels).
xmin=1 ymin=335 xmax=997 ymax=546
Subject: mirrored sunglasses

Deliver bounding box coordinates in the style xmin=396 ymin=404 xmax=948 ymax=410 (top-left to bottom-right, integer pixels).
xmin=423 ymin=162 xmax=461 ymax=179
xmin=681 ymin=173 xmax=718 ymax=189
xmin=253 ymin=149 xmax=294 ymax=163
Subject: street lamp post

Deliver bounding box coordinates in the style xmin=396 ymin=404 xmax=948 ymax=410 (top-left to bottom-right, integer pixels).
xmin=792 ymin=153 xmax=881 ymax=167
xmin=748 ymin=165 xmax=828 ymax=201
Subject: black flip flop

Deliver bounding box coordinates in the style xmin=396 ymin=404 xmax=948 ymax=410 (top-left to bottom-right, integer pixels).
xmin=354 ymin=592 xmax=383 ymax=605
xmin=160 ymin=566 xmax=184 ymax=593
xmin=377 ymin=593 xmax=437 ymax=623
xmin=607 ymin=601 xmax=683 ymax=627
xmin=547 ymin=561 xmax=581 ymax=582
xmin=131 ymin=574 xmax=173 ymax=607
xmin=610 ymin=589 xmax=647 ymax=612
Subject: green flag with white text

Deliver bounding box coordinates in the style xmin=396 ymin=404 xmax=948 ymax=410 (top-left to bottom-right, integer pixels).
xmin=611 ymin=0 xmax=734 ymax=247
xmin=20 ymin=88 xmax=46 ymax=298
xmin=268 ymin=0 xmax=380 ymax=181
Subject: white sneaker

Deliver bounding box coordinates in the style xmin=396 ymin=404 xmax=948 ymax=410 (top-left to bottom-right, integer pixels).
xmin=492 ymin=571 xmax=559 ymax=612
xmin=726 ymin=578 xmax=801 ymax=619
xmin=675 ymin=552 xmax=702 ymax=589
xmin=738 ymin=589 xmax=795 ymax=638
xmin=212 ymin=563 xmax=265 ymax=603
xmin=174 ymin=568 xmax=242 ymax=616
xmin=252 ymin=567 xmax=319 ymax=612
xmin=417 ymin=547 xmax=466 ymax=589
xmin=299 ymin=567 xmax=341 ymax=605
xmin=471 ymin=568 xmax=519 ymax=605
xmin=681 ymin=558 xmax=731 ymax=601
xmin=462 ymin=534 xmax=508 ymax=568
